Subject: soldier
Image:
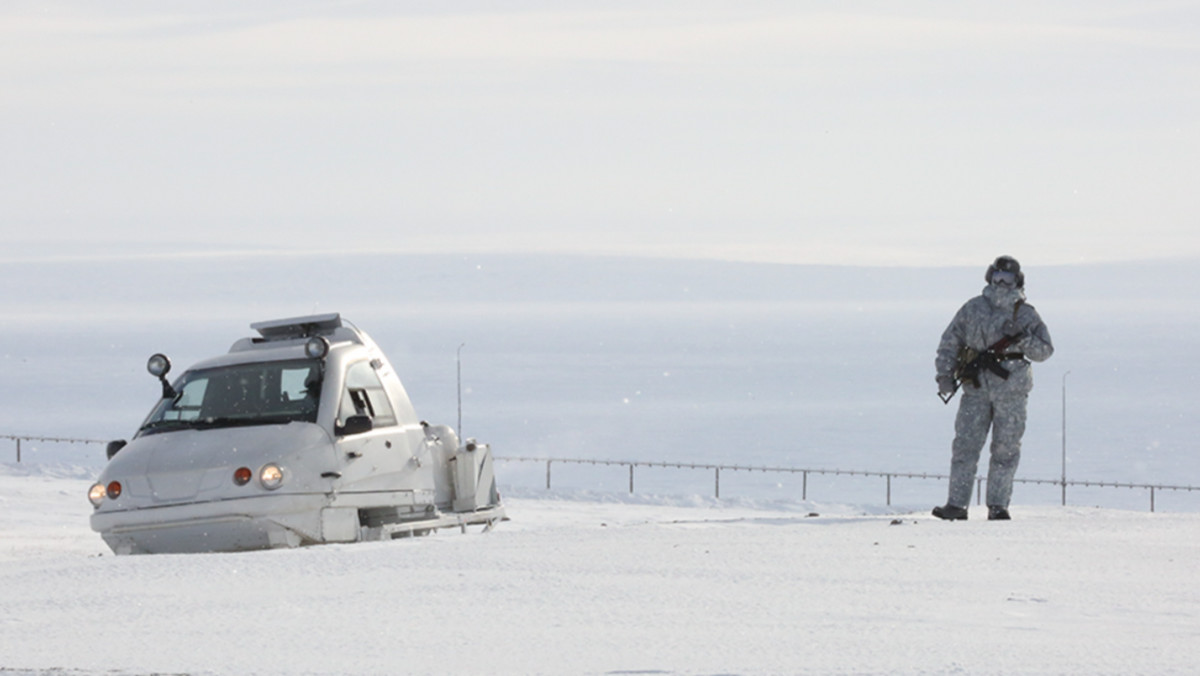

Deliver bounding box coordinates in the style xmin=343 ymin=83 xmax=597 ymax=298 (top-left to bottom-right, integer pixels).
xmin=933 ymin=256 xmax=1054 ymax=520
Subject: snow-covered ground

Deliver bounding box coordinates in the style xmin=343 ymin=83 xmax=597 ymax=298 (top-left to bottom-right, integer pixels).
xmin=3 ymin=253 xmax=1200 ymax=674
xmin=2 ymin=463 xmax=1199 ymax=675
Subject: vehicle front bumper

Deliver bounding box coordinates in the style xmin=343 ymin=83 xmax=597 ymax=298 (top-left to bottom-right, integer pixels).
xmin=90 ymin=492 xmax=337 ymax=555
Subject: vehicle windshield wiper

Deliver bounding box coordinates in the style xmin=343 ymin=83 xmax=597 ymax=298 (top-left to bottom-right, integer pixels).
xmin=138 ymin=419 xmax=193 ymax=433
xmin=190 ymin=415 xmax=305 ymax=429
xmin=140 ymin=414 xmax=310 ymax=434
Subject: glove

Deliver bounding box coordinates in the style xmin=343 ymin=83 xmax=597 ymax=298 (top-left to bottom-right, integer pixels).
xmin=937 ymin=375 xmax=956 ymax=395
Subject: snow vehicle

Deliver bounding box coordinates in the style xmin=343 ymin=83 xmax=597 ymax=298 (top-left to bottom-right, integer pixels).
xmin=88 ymin=313 xmax=504 ymax=555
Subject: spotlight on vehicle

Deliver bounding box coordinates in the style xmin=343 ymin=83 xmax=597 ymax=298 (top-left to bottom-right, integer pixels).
xmin=305 ymin=336 xmax=330 ymax=359
xmin=147 ymin=353 xmax=176 ymax=399
xmin=147 ymin=353 xmax=171 ymax=378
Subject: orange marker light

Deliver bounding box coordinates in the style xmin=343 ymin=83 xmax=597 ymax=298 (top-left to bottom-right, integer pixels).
xmin=233 ymin=467 xmax=253 ymax=486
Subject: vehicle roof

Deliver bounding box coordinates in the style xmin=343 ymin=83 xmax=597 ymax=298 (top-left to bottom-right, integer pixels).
xmin=250 ymin=313 xmax=343 ymax=340
xmin=188 ymin=314 xmax=369 ymax=371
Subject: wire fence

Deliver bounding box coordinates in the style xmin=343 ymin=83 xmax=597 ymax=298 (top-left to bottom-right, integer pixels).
xmin=495 ymin=456 xmax=1200 ymax=513
xmin=2 ymin=434 xmax=108 ymax=464
xmin=6 ymin=435 xmax=1198 ymax=513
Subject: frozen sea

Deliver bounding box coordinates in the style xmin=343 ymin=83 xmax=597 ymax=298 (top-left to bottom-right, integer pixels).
xmin=2 ymin=250 xmax=1199 ymax=510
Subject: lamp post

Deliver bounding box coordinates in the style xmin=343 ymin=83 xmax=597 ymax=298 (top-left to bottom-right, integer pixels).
xmin=457 ymin=343 xmax=466 ymax=441
xmin=1061 ymin=370 xmax=1071 ymax=506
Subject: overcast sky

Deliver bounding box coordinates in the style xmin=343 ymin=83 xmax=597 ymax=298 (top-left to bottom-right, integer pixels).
xmin=2 ymin=1 xmax=1197 ymax=266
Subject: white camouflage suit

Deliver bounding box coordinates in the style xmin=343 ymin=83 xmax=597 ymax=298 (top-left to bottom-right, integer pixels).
xmin=936 ymin=282 xmax=1054 ymax=509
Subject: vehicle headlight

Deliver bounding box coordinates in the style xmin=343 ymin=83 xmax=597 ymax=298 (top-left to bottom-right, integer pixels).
xmin=259 ymin=464 xmax=284 ymax=490
xmin=88 ymin=483 xmax=107 ymax=507
xmin=106 ymin=481 xmax=123 ymax=499
xmin=233 ymin=467 xmax=253 ymax=486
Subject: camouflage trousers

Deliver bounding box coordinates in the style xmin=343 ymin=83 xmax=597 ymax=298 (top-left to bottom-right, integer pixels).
xmin=946 ymin=389 xmax=1028 ymax=509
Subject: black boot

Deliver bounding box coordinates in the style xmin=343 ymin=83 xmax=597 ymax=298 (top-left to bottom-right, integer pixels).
xmin=987 ymin=506 xmax=1011 ymax=521
xmin=932 ymin=504 xmax=968 ymax=520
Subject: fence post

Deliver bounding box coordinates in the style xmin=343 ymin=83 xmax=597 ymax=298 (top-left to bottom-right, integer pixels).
xmin=15 ymin=437 xmax=20 ymax=464
xmin=490 ymin=457 xmax=1193 ymax=515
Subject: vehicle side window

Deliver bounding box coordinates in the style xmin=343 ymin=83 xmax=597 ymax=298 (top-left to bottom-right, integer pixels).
xmin=280 ymin=367 xmax=314 ymax=402
xmin=338 ymin=361 xmax=396 ymax=428
xmin=165 ymin=379 xmax=207 ymax=422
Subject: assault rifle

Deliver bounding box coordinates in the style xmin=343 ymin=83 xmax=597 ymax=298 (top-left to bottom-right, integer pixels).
xmin=938 ymin=331 xmax=1026 ymax=404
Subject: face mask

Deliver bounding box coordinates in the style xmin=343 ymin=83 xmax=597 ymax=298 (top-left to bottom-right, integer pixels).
xmin=985 ymin=282 xmax=1025 ymax=309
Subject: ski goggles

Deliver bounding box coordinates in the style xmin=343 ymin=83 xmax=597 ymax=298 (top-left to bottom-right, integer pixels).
xmin=990 ymin=270 xmax=1018 ymax=286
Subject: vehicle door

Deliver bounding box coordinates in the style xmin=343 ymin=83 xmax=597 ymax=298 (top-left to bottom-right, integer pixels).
xmin=330 ymin=360 xmax=418 ymax=496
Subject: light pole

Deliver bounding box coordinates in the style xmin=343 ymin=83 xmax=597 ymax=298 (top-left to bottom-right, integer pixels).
xmin=457 ymin=343 xmax=466 ymax=441
xmin=1061 ymin=370 xmax=1071 ymax=506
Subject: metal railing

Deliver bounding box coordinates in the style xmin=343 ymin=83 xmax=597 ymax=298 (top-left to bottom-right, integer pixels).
xmin=495 ymin=456 xmax=1200 ymax=513
xmin=6 ymin=435 xmax=1197 ymax=513
xmin=3 ymin=434 xmax=108 ymax=463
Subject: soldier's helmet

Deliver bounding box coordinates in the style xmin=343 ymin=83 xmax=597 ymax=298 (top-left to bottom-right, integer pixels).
xmin=986 ymin=255 xmax=1024 ymax=288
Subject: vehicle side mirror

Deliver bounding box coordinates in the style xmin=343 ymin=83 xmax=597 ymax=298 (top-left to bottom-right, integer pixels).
xmin=336 ymin=415 xmax=373 ymax=437
xmin=106 ymin=440 xmax=127 ymax=460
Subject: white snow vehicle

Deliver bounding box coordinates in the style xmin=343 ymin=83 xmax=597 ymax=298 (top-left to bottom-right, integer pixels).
xmin=89 ymin=314 xmax=504 ymax=555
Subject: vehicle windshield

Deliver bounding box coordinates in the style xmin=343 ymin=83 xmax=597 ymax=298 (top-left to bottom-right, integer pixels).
xmin=140 ymin=359 xmax=322 ymax=434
